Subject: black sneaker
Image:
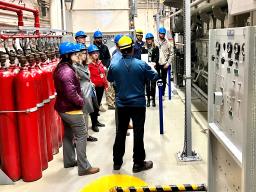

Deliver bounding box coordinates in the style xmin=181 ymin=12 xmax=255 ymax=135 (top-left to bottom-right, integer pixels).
xmin=108 ymin=105 xmax=115 ymax=110
xmin=113 ymin=164 xmax=122 ymax=170
xmin=87 ymin=136 xmax=98 ymax=142
xmin=147 ymin=100 xmax=150 ymax=107
xmin=96 ymin=122 xmax=105 ymax=127
xmin=92 ymin=126 xmax=99 ymax=132
xmin=152 ymin=100 xmax=156 ymax=107
xmin=132 ymin=161 xmax=153 ymax=173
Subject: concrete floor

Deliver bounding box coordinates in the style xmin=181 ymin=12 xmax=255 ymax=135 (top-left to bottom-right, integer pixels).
xmin=0 ymin=88 xmax=208 ymax=192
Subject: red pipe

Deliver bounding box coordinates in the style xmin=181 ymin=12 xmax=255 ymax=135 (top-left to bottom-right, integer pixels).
xmin=0 ymin=34 xmax=62 ymax=40
xmin=0 ymin=1 xmax=40 ymax=28
xmin=0 ymin=5 xmax=24 ymax=26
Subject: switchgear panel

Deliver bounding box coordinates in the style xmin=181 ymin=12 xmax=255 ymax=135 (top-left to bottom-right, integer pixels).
xmin=208 ymin=27 xmax=256 ymax=192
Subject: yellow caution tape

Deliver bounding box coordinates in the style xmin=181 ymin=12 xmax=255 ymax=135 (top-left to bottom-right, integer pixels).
xmin=162 ymin=185 xmax=172 ymax=191
xmin=192 ymin=184 xmax=199 ymax=190
xmin=177 ymin=184 xmax=186 ymax=190
xmin=110 ymin=184 xmax=207 ymax=191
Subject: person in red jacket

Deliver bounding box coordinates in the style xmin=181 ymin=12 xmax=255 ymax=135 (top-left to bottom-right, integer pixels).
xmin=88 ymin=45 xmax=108 ymax=132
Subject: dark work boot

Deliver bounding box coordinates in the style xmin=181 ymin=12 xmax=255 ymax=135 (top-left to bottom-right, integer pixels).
xmin=96 ymin=121 xmax=105 ymax=127
xmin=92 ymin=125 xmax=99 ymax=132
xmin=113 ymin=164 xmax=122 ymax=170
xmin=147 ymin=99 xmax=150 ymax=107
xmin=152 ymin=99 xmax=156 ymax=107
xmin=132 ymin=161 xmax=153 ymax=173
xmin=87 ymin=136 xmax=98 ymax=142
xmin=78 ymin=167 xmax=100 ymax=176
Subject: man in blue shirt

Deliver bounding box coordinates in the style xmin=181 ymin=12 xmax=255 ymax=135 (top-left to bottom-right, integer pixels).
xmin=106 ymin=34 xmax=123 ymax=110
xmin=133 ymin=29 xmax=145 ymax=60
xmin=108 ymin=35 xmax=158 ymax=173
xmin=111 ymin=34 xmax=123 ymax=64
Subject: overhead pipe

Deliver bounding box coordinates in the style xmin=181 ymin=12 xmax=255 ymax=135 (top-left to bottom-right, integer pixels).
xmin=193 ymin=0 xmax=227 ymax=15
xmin=167 ymin=0 xmax=208 ymax=18
xmin=0 ymin=5 xmax=24 ymax=26
xmin=0 ymin=1 xmax=40 ymax=30
xmin=167 ymin=0 xmax=227 ymax=19
xmin=0 ymin=34 xmax=62 ymax=40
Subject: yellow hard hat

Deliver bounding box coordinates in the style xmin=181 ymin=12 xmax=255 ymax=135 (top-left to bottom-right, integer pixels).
xmin=118 ymin=35 xmax=133 ymax=50
xmin=135 ymin=29 xmax=143 ymax=35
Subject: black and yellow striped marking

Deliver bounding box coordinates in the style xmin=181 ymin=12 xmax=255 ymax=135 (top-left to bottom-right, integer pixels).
xmin=109 ymin=184 xmax=207 ymax=192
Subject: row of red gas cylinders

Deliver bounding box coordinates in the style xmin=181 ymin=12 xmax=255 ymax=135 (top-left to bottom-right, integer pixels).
xmin=0 ymin=54 xmax=63 ymax=182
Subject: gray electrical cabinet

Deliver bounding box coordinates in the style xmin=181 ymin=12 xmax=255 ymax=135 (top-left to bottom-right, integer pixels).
xmin=208 ymin=27 xmax=256 ymax=192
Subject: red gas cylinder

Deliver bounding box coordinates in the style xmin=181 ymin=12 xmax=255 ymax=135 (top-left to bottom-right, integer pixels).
xmin=54 ymin=49 xmax=62 ymax=145
xmin=56 ymin=112 xmax=63 ymax=147
xmin=15 ymin=55 xmax=42 ymax=182
xmin=0 ymin=54 xmax=21 ymax=181
xmin=28 ymin=54 xmax=48 ymax=170
xmin=46 ymin=51 xmax=59 ymax=155
xmin=40 ymin=53 xmax=53 ymax=161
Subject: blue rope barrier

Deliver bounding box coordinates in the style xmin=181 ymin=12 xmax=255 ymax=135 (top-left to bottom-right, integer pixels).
xmin=157 ymin=79 xmax=164 ymax=134
xmin=168 ymin=65 xmax=172 ymax=100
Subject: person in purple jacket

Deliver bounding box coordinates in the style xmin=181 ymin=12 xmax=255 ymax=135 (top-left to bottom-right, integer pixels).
xmin=54 ymin=42 xmax=99 ymax=176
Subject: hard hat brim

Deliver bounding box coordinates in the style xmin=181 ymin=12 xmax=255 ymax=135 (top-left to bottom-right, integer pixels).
xmin=119 ymin=43 xmax=134 ymax=50
xmin=76 ymin=35 xmax=87 ymax=38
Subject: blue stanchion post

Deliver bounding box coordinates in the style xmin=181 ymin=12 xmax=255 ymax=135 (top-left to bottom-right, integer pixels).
xmin=168 ymin=65 xmax=172 ymax=100
xmin=157 ymin=79 xmax=164 ymax=134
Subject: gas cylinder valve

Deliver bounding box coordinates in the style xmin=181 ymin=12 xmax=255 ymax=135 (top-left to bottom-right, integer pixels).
xmin=221 ymin=57 xmax=225 ymax=64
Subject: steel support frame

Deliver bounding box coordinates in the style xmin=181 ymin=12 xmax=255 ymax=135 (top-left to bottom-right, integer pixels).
xmin=177 ymin=0 xmax=200 ymax=162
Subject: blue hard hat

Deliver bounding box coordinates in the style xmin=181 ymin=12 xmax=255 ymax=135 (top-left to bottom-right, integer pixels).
xmin=75 ymin=31 xmax=87 ymax=38
xmin=93 ymin=30 xmax=103 ymax=38
xmin=59 ymin=42 xmax=80 ymax=55
xmin=158 ymin=27 xmax=166 ymax=34
xmin=76 ymin=43 xmax=87 ymax=51
xmin=145 ymin=33 xmax=154 ymax=39
xmin=114 ymin=34 xmax=123 ymax=44
xmin=88 ymin=44 xmax=99 ymax=53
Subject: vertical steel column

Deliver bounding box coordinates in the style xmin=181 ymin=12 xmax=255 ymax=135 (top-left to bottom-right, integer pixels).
xmin=184 ymin=0 xmax=192 ymax=156
xmin=156 ymin=0 xmax=160 ymax=42
xmin=157 ymin=79 xmax=164 ymax=134
xmin=177 ymin=0 xmax=200 ymax=162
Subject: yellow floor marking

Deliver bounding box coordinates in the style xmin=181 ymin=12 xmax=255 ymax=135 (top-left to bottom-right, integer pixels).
xmin=80 ymin=174 xmax=148 ymax=192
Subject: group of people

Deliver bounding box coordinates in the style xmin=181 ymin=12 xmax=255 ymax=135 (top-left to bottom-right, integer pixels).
xmin=53 ymin=27 xmax=173 ymax=176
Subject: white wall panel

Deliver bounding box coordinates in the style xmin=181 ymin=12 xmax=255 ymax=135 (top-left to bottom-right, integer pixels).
xmin=50 ymin=0 xmax=62 ymax=30
xmin=73 ymin=0 xmax=129 ymax=10
xmin=134 ymin=8 xmax=158 ymax=37
xmin=72 ymin=10 xmax=129 ymax=33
